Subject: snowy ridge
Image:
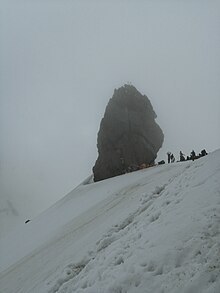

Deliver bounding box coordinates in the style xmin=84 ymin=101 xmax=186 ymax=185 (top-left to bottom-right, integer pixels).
xmin=0 ymin=150 xmax=220 ymax=293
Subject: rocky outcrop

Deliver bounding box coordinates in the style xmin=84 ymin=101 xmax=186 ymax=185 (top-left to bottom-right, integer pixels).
xmin=93 ymin=84 xmax=164 ymax=182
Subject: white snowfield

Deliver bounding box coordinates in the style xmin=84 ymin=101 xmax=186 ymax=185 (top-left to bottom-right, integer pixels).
xmin=0 ymin=197 xmax=20 ymax=239
xmin=0 ymin=150 xmax=220 ymax=293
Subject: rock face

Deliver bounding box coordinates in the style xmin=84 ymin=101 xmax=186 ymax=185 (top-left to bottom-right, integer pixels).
xmin=93 ymin=84 xmax=164 ymax=182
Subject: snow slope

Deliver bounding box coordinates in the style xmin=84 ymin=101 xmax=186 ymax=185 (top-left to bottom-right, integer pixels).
xmin=0 ymin=195 xmax=21 ymax=239
xmin=0 ymin=150 xmax=220 ymax=293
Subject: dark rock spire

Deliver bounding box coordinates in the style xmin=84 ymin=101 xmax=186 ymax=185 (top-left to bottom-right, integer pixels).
xmin=93 ymin=84 xmax=164 ymax=182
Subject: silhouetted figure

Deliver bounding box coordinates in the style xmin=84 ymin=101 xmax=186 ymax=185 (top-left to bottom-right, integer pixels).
xmin=190 ymin=150 xmax=196 ymax=161
xmin=158 ymin=160 xmax=165 ymax=165
xmin=180 ymin=151 xmax=185 ymax=162
xmin=201 ymin=149 xmax=208 ymax=156
xmin=186 ymin=156 xmax=190 ymax=161
xmin=167 ymin=152 xmax=171 ymax=163
xmin=170 ymin=154 xmax=175 ymax=163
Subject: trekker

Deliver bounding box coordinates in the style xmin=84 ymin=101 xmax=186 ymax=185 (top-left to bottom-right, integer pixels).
xmin=171 ymin=154 xmax=175 ymax=163
xmin=180 ymin=151 xmax=185 ymax=162
xmin=167 ymin=152 xmax=171 ymax=164
xmin=201 ymin=149 xmax=208 ymax=156
xmin=190 ymin=150 xmax=196 ymax=161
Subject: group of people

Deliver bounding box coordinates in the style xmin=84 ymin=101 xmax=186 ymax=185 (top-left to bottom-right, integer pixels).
xmin=120 ymin=148 xmax=208 ymax=174
xmin=167 ymin=149 xmax=208 ymax=164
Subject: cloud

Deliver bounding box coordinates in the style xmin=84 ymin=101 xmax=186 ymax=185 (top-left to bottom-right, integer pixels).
xmin=0 ymin=0 xmax=220 ymax=218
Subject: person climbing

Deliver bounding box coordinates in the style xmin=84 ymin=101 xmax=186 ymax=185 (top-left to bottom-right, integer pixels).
xmin=180 ymin=151 xmax=185 ymax=162
xmin=167 ymin=152 xmax=171 ymax=164
xmin=170 ymin=153 xmax=175 ymax=163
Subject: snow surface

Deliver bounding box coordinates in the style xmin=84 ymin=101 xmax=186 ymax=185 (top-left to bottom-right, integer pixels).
xmin=0 ymin=150 xmax=220 ymax=293
xmin=0 ymin=195 xmax=21 ymax=239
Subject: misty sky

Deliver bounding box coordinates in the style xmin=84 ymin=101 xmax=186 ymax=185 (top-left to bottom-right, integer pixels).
xmin=1 ymin=0 xmax=220 ymax=219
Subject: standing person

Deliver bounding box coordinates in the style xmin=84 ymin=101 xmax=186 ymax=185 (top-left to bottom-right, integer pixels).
xmin=180 ymin=151 xmax=185 ymax=162
xmin=201 ymin=149 xmax=208 ymax=156
xmin=171 ymin=153 xmax=175 ymax=163
xmin=167 ymin=152 xmax=171 ymax=163
xmin=190 ymin=150 xmax=196 ymax=161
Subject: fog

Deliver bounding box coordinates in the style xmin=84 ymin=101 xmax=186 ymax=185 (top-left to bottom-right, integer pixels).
xmin=1 ymin=0 xmax=220 ymax=219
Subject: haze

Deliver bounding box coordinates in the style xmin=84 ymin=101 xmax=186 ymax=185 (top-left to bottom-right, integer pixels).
xmin=1 ymin=0 xmax=220 ymax=219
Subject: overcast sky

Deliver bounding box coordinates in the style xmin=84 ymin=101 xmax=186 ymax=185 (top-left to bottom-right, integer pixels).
xmin=1 ymin=0 xmax=220 ymax=219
